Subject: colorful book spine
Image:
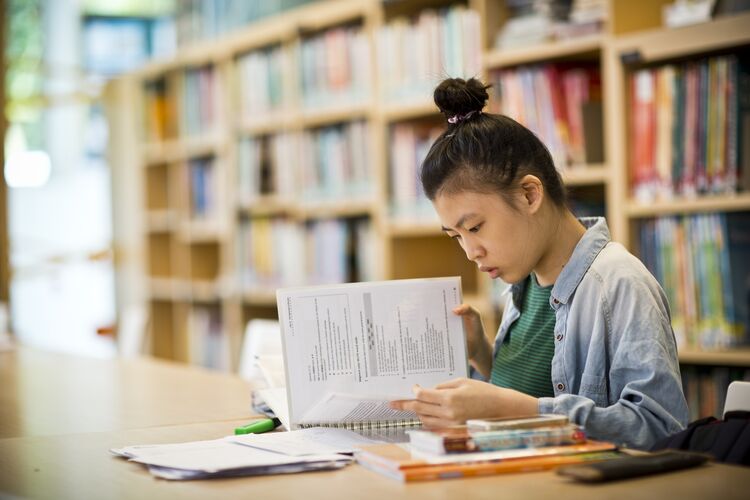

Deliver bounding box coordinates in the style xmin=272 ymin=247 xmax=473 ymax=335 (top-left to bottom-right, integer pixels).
xmin=298 ymin=26 xmax=370 ymax=110
xmin=639 ymin=212 xmax=750 ymax=350
xmin=629 ymin=54 xmax=750 ymax=200
xmin=376 ymin=5 xmax=481 ymax=103
xmin=490 ymin=63 xmax=601 ymax=171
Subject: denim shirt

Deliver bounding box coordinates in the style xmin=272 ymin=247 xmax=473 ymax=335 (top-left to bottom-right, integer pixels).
xmin=490 ymin=217 xmax=689 ymax=449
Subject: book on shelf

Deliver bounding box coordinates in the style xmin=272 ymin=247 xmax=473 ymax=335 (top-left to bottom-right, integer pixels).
xmin=389 ymin=122 xmax=443 ymax=220
xmin=407 ymin=423 xmax=586 ymax=455
xmin=682 ymin=365 xmax=750 ymax=421
xmin=489 ymin=63 xmax=602 ymax=170
xmin=376 ymin=4 xmax=481 ymax=103
xmin=629 ymin=54 xmax=750 ymax=201
xmin=143 ymin=78 xmax=174 ymax=142
xmin=188 ymin=156 xmax=217 ymax=220
xmin=494 ymin=0 xmax=605 ymax=49
xmin=298 ymin=25 xmax=371 ymax=110
xmin=354 ymin=440 xmax=619 ymax=482
xmin=299 ymin=121 xmax=372 ymax=204
xmin=238 ymin=217 xmax=376 ymax=290
xmin=187 ymin=305 xmax=230 ymax=372
xmin=276 ymin=277 xmax=467 ymax=431
xmin=181 ymin=65 xmax=220 ymax=138
xmin=639 ymin=212 xmax=750 ymax=350
xmin=236 ymin=44 xmax=288 ymax=124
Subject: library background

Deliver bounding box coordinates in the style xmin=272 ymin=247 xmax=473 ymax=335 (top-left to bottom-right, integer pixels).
xmin=2 ymin=0 xmax=750 ymax=421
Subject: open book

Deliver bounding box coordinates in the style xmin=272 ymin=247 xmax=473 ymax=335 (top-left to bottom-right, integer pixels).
xmin=277 ymin=277 xmax=467 ymax=430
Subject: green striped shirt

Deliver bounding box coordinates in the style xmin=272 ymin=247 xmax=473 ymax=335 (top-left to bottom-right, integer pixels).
xmin=490 ymin=274 xmax=556 ymax=398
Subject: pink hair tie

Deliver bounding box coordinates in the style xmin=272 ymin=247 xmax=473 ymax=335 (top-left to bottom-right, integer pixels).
xmin=448 ymin=110 xmax=479 ymax=124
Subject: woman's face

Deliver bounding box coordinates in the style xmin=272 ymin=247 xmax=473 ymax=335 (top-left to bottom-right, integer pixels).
xmin=433 ymin=189 xmax=540 ymax=285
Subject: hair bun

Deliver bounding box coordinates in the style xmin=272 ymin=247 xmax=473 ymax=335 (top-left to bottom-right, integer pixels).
xmin=433 ymin=78 xmax=489 ymax=121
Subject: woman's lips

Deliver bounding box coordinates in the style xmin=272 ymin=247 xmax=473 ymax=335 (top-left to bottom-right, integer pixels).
xmin=480 ymin=266 xmax=500 ymax=278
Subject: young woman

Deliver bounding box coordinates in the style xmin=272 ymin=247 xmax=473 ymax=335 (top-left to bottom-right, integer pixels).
xmin=390 ymin=77 xmax=689 ymax=449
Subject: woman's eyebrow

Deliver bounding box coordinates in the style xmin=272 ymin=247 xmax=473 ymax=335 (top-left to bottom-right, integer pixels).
xmin=441 ymin=213 xmax=478 ymax=232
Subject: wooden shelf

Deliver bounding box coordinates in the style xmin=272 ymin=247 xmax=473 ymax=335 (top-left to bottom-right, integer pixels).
xmin=300 ymin=104 xmax=371 ymax=128
xmin=179 ymin=220 xmax=227 ymax=243
xmin=148 ymin=277 xmax=178 ymax=301
xmin=240 ymin=289 xmax=278 ymax=306
xmin=191 ymin=280 xmax=225 ymax=302
xmin=295 ymin=200 xmax=374 ymax=220
xmin=679 ymin=348 xmax=750 ymax=367
xmin=560 ymin=165 xmax=609 ymax=186
xmin=387 ymin=220 xmax=443 ymax=237
xmin=614 ymin=12 xmax=750 ymax=65
xmin=236 ymin=114 xmax=294 ymax=136
xmin=625 ymin=193 xmax=750 ymax=218
xmin=483 ymin=34 xmax=604 ymax=70
xmin=381 ymin=100 xmax=439 ymax=122
xmin=143 ymin=136 xmax=223 ymax=164
xmin=239 ymin=197 xmax=296 ymax=217
xmin=145 ymin=210 xmax=177 ymax=233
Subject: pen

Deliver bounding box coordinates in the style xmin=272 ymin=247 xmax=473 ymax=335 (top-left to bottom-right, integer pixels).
xmin=234 ymin=417 xmax=282 ymax=435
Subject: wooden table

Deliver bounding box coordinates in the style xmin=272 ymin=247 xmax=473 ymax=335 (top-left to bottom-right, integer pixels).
xmin=1 ymin=347 xmax=748 ymax=499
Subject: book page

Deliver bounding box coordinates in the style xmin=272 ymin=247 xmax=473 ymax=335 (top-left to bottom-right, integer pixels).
xmin=299 ymin=392 xmax=419 ymax=426
xmin=277 ymin=277 xmax=467 ymax=428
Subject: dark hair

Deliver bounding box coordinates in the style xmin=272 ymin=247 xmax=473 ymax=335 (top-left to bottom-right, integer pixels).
xmin=420 ymin=77 xmax=567 ymax=210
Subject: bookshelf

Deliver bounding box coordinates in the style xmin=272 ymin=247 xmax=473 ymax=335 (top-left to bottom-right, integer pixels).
xmin=107 ymin=0 xmax=750 ymax=412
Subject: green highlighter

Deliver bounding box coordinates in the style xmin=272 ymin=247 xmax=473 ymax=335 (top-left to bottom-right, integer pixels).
xmin=234 ymin=417 xmax=282 ymax=435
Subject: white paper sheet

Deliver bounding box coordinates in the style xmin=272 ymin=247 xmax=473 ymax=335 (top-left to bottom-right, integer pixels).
xmin=277 ymin=277 xmax=467 ymax=429
xmin=230 ymin=427 xmax=382 ymax=456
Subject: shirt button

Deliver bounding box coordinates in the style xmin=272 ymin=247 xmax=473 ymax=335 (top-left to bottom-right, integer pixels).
xmin=556 ymin=383 xmax=565 ymax=391
xmin=556 ymin=334 xmax=563 ymax=341
xmin=552 ymin=298 xmax=559 ymax=304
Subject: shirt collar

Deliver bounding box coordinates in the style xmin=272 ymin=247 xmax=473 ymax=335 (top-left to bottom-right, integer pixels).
xmin=550 ymin=217 xmax=610 ymax=305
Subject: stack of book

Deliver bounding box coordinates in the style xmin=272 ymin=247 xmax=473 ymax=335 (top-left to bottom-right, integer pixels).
xmin=354 ymin=415 xmax=620 ymax=482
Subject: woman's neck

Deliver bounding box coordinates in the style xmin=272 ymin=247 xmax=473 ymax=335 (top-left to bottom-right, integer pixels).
xmin=534 ymin=209 xmax=586 ymax=287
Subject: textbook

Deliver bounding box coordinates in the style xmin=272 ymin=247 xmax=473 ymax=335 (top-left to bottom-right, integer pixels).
xmin=354 ymin=441 xmax=620 ymax=482
xmin=277 ymin=277 xmax=467 ymax=430
xmin=407 ymin=423 xmax=587 ymax=455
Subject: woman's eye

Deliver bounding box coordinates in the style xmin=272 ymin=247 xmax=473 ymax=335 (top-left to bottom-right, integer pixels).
xmin=469 ymin=224 xmax=482 ymax=233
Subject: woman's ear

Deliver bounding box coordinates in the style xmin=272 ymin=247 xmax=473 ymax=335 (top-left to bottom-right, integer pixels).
xmin=518 ymin=175 xmax=544 ymax=215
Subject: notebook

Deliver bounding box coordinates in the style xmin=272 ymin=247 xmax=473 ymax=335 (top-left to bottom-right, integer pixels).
xmin=276 ymin=277 xmax=468 ymax=430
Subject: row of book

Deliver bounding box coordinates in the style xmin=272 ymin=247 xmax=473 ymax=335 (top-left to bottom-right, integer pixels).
xmin=143 ymin=78 xmax=175 ymax=143
xmin=298 ymin=26 xmax=371 ymax=110
xmin=355 ymin=414 xmax=620 ymax=482
xmin=181 ymin=65 xmax=220 ymax=138
xmin=389 ymin=122 xmax=443 ymax=220
xmin=638 ymin=212 xmax=750 ymax=350
xmin=681 ymin=365 xmax=750 ymax=421
xmin=187 ymin=304 xmax=230 ymax=372
xmin=188 ymin=156 xmax=218 ymax=220
xmin=495 ymin=0 xmax=606 ymax=49
xmin=629 ymin=55 xmax=750 ymax=202
xmin=175 ymin=0 xmax=315 ymax=47
xmin=238 ymin=121 xmax=373 ymax=206
xmin=237 ymin=217 xmax=379 ymax=290
xmin=376 ymin=5 xmax=481 ymax=103
xmin=489 ymin=63 xmax=603 ymax=169
xmin=236 ymin=45 xmax=288 ymax=123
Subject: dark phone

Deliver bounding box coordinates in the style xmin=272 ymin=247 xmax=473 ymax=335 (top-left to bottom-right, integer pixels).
xmin=556 ymin=450 xmax=710 ymax=483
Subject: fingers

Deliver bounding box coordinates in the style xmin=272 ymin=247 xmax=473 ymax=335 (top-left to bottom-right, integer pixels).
xmin=389 ymin=399 xmax=448 ymax=419
xmin=452 ymin=303 xmax=478 ymax=316
xmin=434 ymin=378 xmax=466 ymax=390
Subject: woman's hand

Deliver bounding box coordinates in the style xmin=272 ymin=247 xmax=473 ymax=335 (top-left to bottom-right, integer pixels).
xmin=453 ymin=304 xmax=492 ymax=378
xmin=390 ymin=378 xmax=538 ymax=429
